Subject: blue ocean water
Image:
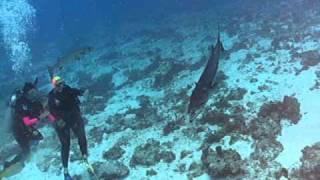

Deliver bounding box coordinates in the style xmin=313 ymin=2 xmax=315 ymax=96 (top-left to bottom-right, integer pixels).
xmin=1 ymin=0 xmax=320 ymax=179
xmin=1 ymin=0 xmax=214 ymax=71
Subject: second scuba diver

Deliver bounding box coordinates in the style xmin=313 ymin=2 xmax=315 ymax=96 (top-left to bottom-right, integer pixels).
xmin=48 ymin=76 xmax=89 ymax=180
xmin=9 ymin=80 xmax=46 ymax=164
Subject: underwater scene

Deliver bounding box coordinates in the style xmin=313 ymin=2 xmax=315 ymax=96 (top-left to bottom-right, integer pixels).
xmin=0 ymin=0 xmax=320 ymax=179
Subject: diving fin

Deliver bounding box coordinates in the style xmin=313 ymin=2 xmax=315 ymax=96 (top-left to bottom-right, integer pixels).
xmin=64 ymin=173 xmax=73 ymax=180
xmin=0 ymin=160 xmax=24 ymax=178
xmin=83 ymin=160 xmax=99 ymax=180
xmin=85 ymin=161 xmax=95 ymax=174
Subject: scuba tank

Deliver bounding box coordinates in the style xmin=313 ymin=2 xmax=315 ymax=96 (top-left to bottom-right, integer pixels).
xmin=8 ymin=89 xmax=23 ymax=108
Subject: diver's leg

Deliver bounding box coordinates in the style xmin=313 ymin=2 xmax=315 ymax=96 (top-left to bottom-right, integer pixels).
xmin=11 ymin=132 xmax=31 ymax=165
xmin=55 ymin=127 xmax=71 ymax=169
xmin=71 ymin=113 xmax=88 ymax=157
xmin=13 ymin=129 xmax=31 ymax=156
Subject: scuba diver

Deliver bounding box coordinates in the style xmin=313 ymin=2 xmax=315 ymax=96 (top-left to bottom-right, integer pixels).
xmin=48 ymin=76 xmax=89 ymax=180
xmin=7 ymin=79 xmax=46 ymax=167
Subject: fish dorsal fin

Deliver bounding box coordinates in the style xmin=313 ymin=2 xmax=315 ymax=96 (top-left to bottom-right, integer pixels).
xmin=217 ymin=25 xmax=221 ymax=43
xmin=217 ymin=26 xmax=225 ymax=52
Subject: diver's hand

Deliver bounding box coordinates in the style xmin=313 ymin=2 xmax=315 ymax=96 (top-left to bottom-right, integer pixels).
xmin=39 ymin=111 xmax=50 ymax=119
xmin=55 ymin=119 xmax=66 ymax=129
xmin=83 ymin=89 xmax=89 ymax=96
xmin=32 ymin=130 xmax=39 ymax=136
xmin=79 ymin=89 xmax=84 ymax=95
xmin=78 ymin=88 xmax=85 ymax=96
xmin=78 ymin=88 xmax=89 ymax=96
xmin=79 ymin=89 xmax=89 ymax=103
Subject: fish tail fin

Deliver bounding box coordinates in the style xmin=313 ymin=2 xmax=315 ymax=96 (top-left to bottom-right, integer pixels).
xmin=83 ymin=160 xmax=99 ymax=179
xmin=0 ymin=158 xmax=24 ymax=178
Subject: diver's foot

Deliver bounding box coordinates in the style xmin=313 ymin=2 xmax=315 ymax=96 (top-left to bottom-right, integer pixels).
xmin=82 ymin=154 xmax=88 ymax=162
xmin=64 ymin=173 xmax=73 ymax=180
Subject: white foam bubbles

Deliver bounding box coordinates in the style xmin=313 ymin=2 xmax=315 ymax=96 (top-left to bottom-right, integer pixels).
xmin=0 ymin=0 xmax=35 ymax=72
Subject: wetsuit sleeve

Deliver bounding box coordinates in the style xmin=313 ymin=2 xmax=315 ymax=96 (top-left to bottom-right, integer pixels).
xmin=65 ymin=85 xmax=84 ymax=96
xmin=23 ymin=117 xmax=39 ymax=126
xmin=14 ymin=99 xmax=36 ymax=127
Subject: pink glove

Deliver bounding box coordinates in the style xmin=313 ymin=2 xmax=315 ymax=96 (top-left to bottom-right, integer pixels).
xmin=23 ymin=116 xmax=39 ymax=126
xmin=48 ymin=114 xmax=57 ymax=122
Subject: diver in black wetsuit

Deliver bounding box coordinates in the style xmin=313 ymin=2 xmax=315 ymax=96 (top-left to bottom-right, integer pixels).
xmin=10 ymin=81 xmax=44 ymax=163
xmin=48 ymin=76 xmax=88 ymax=180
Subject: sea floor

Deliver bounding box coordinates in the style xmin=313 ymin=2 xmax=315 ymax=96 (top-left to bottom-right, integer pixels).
xmin=2 ymin=1 xmax=320 ymax=179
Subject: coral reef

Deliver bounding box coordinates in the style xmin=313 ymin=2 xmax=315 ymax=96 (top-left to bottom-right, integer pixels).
xmin=258 ymin=96 xmax=301 ymax=124
xmin=160 ymin=150 xmax=176 ymax=163
xmin=225 ymin=88 xmax=248 ymax=101
xmin=162 ymin=119 xmax=184 ymax=136
xmin=180 ymin=150 xmax=193 ymax=160
xmin=297 ymin=50 xmax=320 ymax=72
xmin=130 ymin=139 xmax=162 ymax=167
xmin=124 ymin=96 xmax=161 ymax=130
xmin=88 ymin=126 xmax=105 ymax=144
xmin=201 ymin=130 xmax=227 ymax=147
xmin=87 ymin=73 xmax=115 ymax=96
xmin=130 ymin=139 xmax=176 ymax=167
xmin=93 ymin=161 xmax=130 ymax=179
xmin=292 ymin=142 xmax=320 ymax=179
xmin=146 ymin=169 xmax=158 ymax=176
xmin=187 ymin=162 xmax=204 ymax=179
xmin=251 ymin=138 xmax=284 ymax=166
xmin=249 ymin=117 xmax=282 ymax=140
xmin=198 ymin=94 xmax=301 ymax=178
xmin=201 ymin=146 xmax=245 ymax=178
xmin=177 ymin=163 xmax=187 ymax=173
xmin=82 ymin=95 xmax=110 ymax=115
xmin=153 ymin=61 xmax=186 ymax=88
xmin=104 ymin=95 xmax=162 ymax=133
xmin=36 ymin=156 xmax=60 ymax=173
xmin=80 ymin=72 xmax=115 ymax=114
xmin=103 ymin=144 xmax=125 ymax=160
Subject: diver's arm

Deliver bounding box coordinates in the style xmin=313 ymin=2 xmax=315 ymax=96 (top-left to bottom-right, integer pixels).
xmin=65 ymin=85 xmax=84 ymax=96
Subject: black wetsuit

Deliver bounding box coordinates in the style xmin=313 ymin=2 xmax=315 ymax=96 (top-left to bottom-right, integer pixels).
xmin=12 ymin=94 xmax=44 ymax=156
xmin=48 ymin=85 xmax=88 ymax=169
